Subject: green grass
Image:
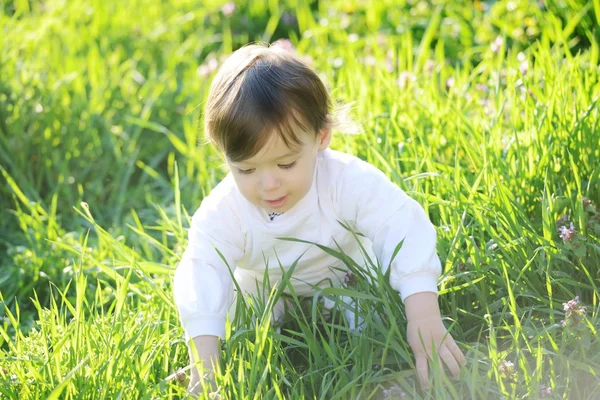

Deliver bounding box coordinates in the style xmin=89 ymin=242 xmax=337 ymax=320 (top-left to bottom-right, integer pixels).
xmin=1 ymin=0 xmax=600 ymax=398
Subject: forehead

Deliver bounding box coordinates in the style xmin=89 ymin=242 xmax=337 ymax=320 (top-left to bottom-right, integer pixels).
xmin=236 ymin=129 xmax=314 ymax=165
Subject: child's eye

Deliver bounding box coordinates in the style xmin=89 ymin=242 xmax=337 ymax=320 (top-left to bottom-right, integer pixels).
xmin=237 ymin=168 xmax=255 ymax=175
xmin=278 ymin=161 xmax=297 ymax=169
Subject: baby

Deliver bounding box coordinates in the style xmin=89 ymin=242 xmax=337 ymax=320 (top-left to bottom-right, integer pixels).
xmin=173 ymin=43 xmax=466 ymax=395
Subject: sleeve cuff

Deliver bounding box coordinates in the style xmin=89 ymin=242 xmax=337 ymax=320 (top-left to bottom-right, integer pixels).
xmin=392 ymin=272 xmax=439 ymax=301
xmin=183 ymin=316 xmax=227 ymax=341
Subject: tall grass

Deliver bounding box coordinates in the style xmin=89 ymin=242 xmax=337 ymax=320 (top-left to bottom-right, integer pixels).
xmin=1 ymin=0 xmax=599 ymax=398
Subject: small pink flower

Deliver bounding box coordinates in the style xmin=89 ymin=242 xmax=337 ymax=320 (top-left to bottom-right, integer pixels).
xmin=425 ymin=59 xmax=436 ymax=73
xmin=208 ymin=58 xmax=219 ymax=71
xmin=364 ymin=55 xmax=376 ymax=66
xmin=446 ymin=76 xmax=455 ymax=90
xmin=382 ymin=385 xmax=406 ymax=399
xmin=519 ymin=60 xmax=529 ymax=75
xmin=384 ymin=49 xmax=395 ymax=72
xmin=397 ymin=71 xmax=416 ymax=89
xmin=344 ymin=271 xmax=358 ymax=286
xmin=499 ymin=360 xmax=515 ymax=378
xmin=563 ymin=296 xmax=580 ymax=312
xmin=480 ymin=98 xmax=495 ymax=116
xmin=558 ymin=222 xmax=576 ymax=242
xmin=221 ymin=2 xmax=235 ymax=17
xmin=540 ymin=384 xmax=552 ymax=397
xmin=197 ymin=57 xmax=219 ymax=78
xmin=491 ymin=36 xmax=503 ymax=53
xmin=271 ymin=38 xmax=295 ymax=53
xmin=476 ymin=83 xmax=488 ymax=92
xmin=562 ymin=296 xmax=587 ymax=327
xmin=197 ymin=64 xmax=211 ymax=77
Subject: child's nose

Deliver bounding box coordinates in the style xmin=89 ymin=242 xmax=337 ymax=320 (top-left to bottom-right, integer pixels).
xmin=260 ymin=172 xmax=281 ymax=191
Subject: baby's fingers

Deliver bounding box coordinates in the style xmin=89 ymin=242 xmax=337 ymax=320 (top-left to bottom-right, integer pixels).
xmin=439 ymin=347 xmax=461 ymax=377
xmin=415 ymin=354 xmax=430 ymax=390
xmin=445 ymin=337 xmax=467 ymax=366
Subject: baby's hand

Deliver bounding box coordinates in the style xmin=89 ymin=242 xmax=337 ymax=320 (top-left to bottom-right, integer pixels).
xmin=186 ymin=335 xmax=219 ymax=398
xmin=404 ymin=292 xmax=467 ymax=389
xmin=187 ymin=379 xmax=202 ymax=398
xmin=407 ymin=316 xmax=466 ymax=389
xmin=187 ymin=374 xmax=217 ymax=399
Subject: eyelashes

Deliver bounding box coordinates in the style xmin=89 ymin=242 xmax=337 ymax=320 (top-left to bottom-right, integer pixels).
xmin=236 ymin=161 xmax=297 ymax=175
xmin=279 ymin=161 xmax=297 ymax=169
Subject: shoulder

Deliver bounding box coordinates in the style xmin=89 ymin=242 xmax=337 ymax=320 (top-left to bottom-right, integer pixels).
xmin=317 ymin=149 xmax=399 ymax=218
xmin=319 ymin=148 xmax=411 ymax=215
xmin=186 ymin=173 xmax=247 ymax=256
xmin=318 ymin=148 xmax=388 ymax=183
xmin=319 ymin=148 xmax=361 ymax=167
xmin=193 ymin=173 xmax=245 ymax=225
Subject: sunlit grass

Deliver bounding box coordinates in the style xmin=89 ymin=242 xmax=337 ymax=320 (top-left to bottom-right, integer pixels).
xmin=1 ymin=0 xmax=600 ymax=398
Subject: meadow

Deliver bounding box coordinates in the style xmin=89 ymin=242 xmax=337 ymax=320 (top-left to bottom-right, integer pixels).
xmin=1 ymin=0 xmax=600 ymax=398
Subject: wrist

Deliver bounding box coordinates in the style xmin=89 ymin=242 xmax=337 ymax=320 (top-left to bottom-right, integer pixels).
xmin=404 ymin=291 xmax=441 ymax=322
xmin=188 ymin=335 xmax=220 ymax=376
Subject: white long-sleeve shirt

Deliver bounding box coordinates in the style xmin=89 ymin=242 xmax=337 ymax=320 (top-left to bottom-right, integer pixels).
xmin=173 ymin=148 xmax=442 ymax=340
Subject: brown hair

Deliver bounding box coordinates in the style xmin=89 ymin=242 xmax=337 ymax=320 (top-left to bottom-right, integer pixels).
xmin=204 ymin=43 xmax=332 ymax=162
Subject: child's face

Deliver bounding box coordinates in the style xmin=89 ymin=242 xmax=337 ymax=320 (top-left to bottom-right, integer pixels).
xmin=227 ymin=127 xmax=331 ymax=213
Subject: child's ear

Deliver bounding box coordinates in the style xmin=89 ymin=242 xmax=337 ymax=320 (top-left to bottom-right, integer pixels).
xmin=317 ymin=118 xmax=332 ymax=151
xmin=317 ymin=127 xmax=332 ymax=151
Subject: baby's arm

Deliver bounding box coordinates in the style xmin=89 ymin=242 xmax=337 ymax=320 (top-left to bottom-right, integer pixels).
xmin=187 ymin=335 xmax=220 ymax=395
xmin=175 ymin=254 xmax=233 ymax=396
xmin=336 ymin=157 xmax=466 ymax=387
xmin=173 ymin=180 xmax=245 ymax=395
xmin=405 ymin=292 xmax=466 ymax=389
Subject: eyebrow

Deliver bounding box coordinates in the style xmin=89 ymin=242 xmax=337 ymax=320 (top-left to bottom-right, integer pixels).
xmin=235 ymin=149 xmax=300 ymax=166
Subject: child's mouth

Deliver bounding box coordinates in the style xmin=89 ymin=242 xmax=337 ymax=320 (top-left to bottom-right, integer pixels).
xmin=264 ymin=195 xmax=288 ymax=209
